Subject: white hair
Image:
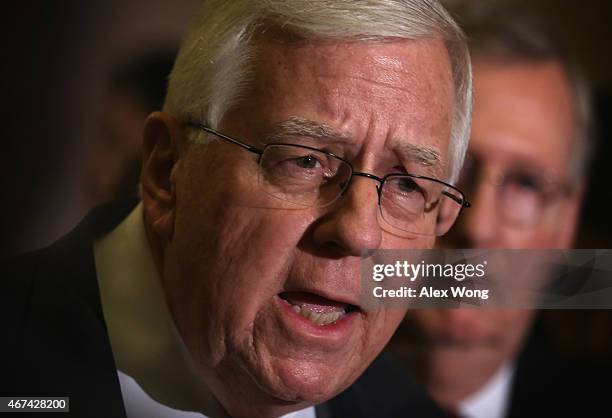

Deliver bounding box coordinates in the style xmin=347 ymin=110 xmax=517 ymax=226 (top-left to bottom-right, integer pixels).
xmin=164 ymin=0 xmax=472 ymax=183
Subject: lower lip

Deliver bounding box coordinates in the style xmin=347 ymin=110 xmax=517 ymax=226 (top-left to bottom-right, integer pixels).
xmin=274 ymin=295 xmax=359 ymax=347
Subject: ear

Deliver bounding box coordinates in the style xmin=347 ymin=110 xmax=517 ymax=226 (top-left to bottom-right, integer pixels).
xmin=141 ymin=111 xmax=182 ymax=244
xmin=557 ymin=182 xmax=586 ymax=248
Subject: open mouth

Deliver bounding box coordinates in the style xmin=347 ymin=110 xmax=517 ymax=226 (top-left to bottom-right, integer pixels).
xmin=278 ymin=291 xmax=359 ymax=326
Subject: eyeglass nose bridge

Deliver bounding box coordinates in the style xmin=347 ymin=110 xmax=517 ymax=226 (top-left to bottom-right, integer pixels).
xmin=339 ymin=171 xmax=385 ymax=205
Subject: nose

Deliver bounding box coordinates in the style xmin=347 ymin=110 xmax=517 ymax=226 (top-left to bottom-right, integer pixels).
xmin=311 ymin=176 xmax=383 ymax=256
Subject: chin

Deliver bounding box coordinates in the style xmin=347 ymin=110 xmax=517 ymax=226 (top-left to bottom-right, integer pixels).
xmin=242 ymin=355 xmax=351 ymax=405
xmin=282 ymin=363 xmax=348 ymax=402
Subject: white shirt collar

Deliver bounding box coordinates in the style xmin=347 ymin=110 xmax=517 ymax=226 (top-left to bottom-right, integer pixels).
xmin=458 ymin=362 xmax=515 ymax=418
xmin=94 ymin=203 xmax=316 ymax=418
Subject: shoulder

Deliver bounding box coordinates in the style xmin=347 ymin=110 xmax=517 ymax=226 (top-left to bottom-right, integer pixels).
xmin=0 ymin=198 xmax=141 ymax=331
xmin=0 ymin=200 xmax=138 ymax=417
xmin=0 ymin=231 xmax=106 ymax=390
xmin=0 ymin=222 xmax=106 ymax=336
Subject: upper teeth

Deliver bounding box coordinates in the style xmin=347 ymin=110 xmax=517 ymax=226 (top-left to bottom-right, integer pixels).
xmin=292 ymin=304 xmax=344 ymax=326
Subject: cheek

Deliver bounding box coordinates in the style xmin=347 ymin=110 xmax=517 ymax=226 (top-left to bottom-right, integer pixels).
xmin=166 ymin=196 xmax=317 ymax=364
xmin=500 ymin=201 xmax=576 ymax=249
xmin=382 ymin=232 xmax=436 ymax=250
xmin=348 ymin=307 xmax=406 ymax=367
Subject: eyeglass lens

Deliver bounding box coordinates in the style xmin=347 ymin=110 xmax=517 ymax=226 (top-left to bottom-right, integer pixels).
xmin=258 ymin=144 xmax=464 ymax=236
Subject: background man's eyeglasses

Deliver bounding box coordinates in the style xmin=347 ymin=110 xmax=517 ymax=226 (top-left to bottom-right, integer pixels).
xmin=188 ymin=123 xmax=470 ymax=237
xmin=460 ymin=154 xmax=573 ymax=227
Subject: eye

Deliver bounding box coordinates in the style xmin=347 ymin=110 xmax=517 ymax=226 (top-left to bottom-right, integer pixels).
xmin=294 ymin=155 xmax=320 ymax=169
xmin=385 ymin=176 xmax=428 ymax=203
xmin=266 ymin=149 xmax=331 ymax=183
xmin=501 ymin=173 xmax=548 ymax=223
xmin=506 ymin=172 xmax=543 ymax=192
xmin=397 ymin=177 xmax=420 ymax=193
xmin=515 ymin=175 xmax=538 ymax=189
xmin=381 ymin=175 xmax=428 ymax=218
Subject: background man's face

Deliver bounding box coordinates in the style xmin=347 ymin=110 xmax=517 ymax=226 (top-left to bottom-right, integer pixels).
xmin=451 ymin=58 xmax=581 ymax=249
xmin=160 ymin=36 xmax=455 ymax=411
xmin=405 ymin=59 xmax=583 ymax=404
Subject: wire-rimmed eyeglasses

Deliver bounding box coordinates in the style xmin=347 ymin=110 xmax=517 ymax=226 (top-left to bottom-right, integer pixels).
xmin=188 ymin=123 xmax=470 ymax=237
xmin=459 ymin=153 xmax=572 ymax=228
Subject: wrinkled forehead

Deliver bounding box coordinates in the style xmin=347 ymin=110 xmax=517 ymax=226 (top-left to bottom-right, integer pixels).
xmin=230 ymin=32 xmax=455 ymax=169
xmin=252 ymin=33 xmax=454 ymax=110
xmin=470 ymin=59 xmax=576 ymax=175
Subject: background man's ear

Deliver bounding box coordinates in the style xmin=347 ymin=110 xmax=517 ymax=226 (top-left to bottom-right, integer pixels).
xmin=141 ymin=111 xmax=182 ymax=243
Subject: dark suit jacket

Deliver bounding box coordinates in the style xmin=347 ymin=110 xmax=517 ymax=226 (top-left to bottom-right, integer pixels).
xmin=1 ymin=200 xmax=445 ymax=418
xmin=506 ymin=318 xmax=612 ymax=418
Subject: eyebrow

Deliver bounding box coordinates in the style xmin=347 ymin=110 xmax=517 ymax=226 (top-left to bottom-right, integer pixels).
xmin=265 ymin=116 xmax=443 ymax=172
xmin=265 ymin=116 xmax=352 ymax=144
xmin=396 ymin=142 xmax=442 ymax=168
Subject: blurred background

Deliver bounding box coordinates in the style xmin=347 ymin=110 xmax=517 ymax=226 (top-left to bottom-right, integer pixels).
xmin=1 ymin=0 xmax=611 ymax=255
xmin=1 ymin=0 xmax=199 ymax=255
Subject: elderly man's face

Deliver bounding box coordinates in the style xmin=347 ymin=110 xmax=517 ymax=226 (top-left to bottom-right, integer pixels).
xmin=404 ymin=59 xmax=583 ymax=406
xmin=145 ymin=35 xmax=454 ymax=413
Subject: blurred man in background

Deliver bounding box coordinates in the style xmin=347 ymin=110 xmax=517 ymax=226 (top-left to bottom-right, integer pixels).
xmin=81 ymin=52 xmax=175 ymax=209
xmin=392 ymin=9 xmax=610 ymax=418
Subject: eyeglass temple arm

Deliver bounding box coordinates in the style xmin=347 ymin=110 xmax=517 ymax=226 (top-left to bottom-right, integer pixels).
xmin=442 ymin=190 xmax=471 ymax=208
xmin=191 ymin=123 xmax=263 ymax=155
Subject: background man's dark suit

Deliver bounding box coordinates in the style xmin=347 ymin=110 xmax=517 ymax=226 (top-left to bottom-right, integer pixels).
xmin=1 ymin=200 xmax=445 ymax=418
xmin=506 ymin=319 xmax=612 ymax=418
